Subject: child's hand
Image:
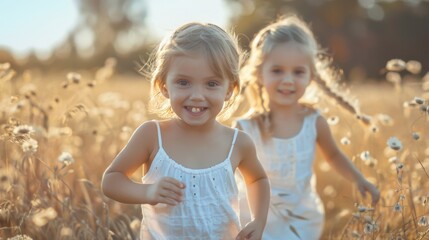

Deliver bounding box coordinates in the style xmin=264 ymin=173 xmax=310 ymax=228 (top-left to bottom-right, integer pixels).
xmin=357 ymin=179 xmax=380 ymax=206
xmin=235 ymin=219 xmax=264 ymax=240
xmin=146 ymin=177 xmax=185 ymax=206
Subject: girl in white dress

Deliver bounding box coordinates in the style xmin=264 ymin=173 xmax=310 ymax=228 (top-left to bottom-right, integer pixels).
xmin=101 ymin=22 xmax=270 ymax=240
xmin=235 ymin=15 xmax=380 ymax=240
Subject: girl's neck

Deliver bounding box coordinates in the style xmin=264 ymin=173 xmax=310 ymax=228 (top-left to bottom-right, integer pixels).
xmin=173 ymin=118 xmax=220 ymax=135
xmin=269 ymin=103 xmax=305 ymax=119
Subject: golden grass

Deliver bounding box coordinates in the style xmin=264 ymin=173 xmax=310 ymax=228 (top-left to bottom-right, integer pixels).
xmin=0 ymin=60 xmax=428 ymax=239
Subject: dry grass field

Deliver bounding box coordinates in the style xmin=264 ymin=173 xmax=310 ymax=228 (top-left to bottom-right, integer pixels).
xmin=0 ymin=59 xmax=428 ymax=239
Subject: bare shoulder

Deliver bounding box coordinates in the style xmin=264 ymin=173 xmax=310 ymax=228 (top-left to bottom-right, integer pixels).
xmin=133 ymin=120 xmax=158 ymax=139
xmin=234 ymin=129 xmax=257 ymax=151
xmin=300 ymin=104 xmax=319 ymax=117
xmin=126 ymin=120 xmax=165 ymax=154
xmin=314 ymin=113 xmax=334 ymax=142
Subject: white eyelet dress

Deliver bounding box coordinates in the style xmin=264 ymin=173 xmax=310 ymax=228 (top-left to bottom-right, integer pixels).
xmin=140 ymin=121 xmax=241 ymax=240
xmin=238 ymin=112 xmax=324 ymax=240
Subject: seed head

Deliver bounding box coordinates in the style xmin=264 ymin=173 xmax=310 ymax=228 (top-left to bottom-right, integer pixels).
xmin=393 ymin=202 xmax=402 ymax=212
xmin=412 ymin=132 xmax=420 ymax=140
xmin=13 ymin=125 xmax=34 ymax=136
xmin=413 ymin=97 xmax=425 ymax=105
xmin=386 ymin=59 xmax=406 ymax=72
xmin=387 ymin=137 xmax=402 ymax=151
xmin=406 ymin=60 xmax=422 ymax=74
xmin=67 ymin=72 xmax=81 ymax=84
xmin=58 ymin=152 xmax=74 ymax=166
xmin=418 ymin=216 xmax=428 ymax=226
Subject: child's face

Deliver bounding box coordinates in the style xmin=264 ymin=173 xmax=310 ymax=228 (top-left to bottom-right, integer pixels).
xmin=163 ymin=53 xmax=232 ymax=126
xmin=261 ymin=42 xmax=312 ymax=108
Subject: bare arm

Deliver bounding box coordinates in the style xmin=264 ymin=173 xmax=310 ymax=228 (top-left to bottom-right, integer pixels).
xmin=235 ymin=131 xmax=270 ymax=240
xmin=101 ymin=121 xmax=184 ymax=205
xmin=316 ymin=116 xmax=380 ymax=205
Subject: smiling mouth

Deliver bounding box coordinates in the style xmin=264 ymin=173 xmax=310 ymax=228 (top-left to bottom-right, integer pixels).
xmin=277 ymin=89 xmax=295 ymax=94
xmin=185 ymin=106 xmax=207 ymax=113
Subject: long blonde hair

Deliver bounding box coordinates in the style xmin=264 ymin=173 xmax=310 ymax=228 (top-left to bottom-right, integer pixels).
xmin=240 ymin=15 xmax=367 ymax=136
xmin=143 ymin=22 xmax=242 ymax=120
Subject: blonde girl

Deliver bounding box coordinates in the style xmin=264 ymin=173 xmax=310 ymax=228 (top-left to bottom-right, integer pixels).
xmin=235 ymin=15 xmax=380 ymax=240
xmin=101 ymin=22 xmax=270 ymax=240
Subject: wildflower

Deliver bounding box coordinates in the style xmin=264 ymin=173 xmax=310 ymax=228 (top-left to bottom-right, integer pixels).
xmin=370 ymin=125 xmax=379 ymax=133
xmin=412 ymin=132 xmax=420 ymax=140
xmin=327 ymin=116 xmax=339 ymax=125
xmin=360 ymin=151 xmax=371 ymax=161
xmin=351 ymin=231 xmax=361 ymax=238
xmin=389 ymin=156 xmax=398 ymax=163
xmin=386 ymin=72 xmax=401 ymax=84
xmin=13 ymin=125 xmax=34 ymax=136
xmin=414 ymin=97 xmax=425 ymax=105
xmin=7 ymin=234 xmax=33 ymax=240
xmin=357 ymin=205 xmax=367 ymax=212
xmin=418 ymin=216 xmax=428 ymax=226
xmin=363 ymin=222 xmax=376 ymax=234
xmin=58 ymin=152 xmax=74 ymax=166
xmin=406 ymin=60 xmax=422 ymax=74
xmin=393 ymin=202 xmax=402 ymax=212
xmin=60 ymin=227 xmax=73 ymax=237
xmin=0 ymin=62 xmax=11 ymax=71
xmin=386 ymin=59 xmax=406 ymax=71
xmin=67 ymin=72 xmax=81 ymax=84
xmin=356 ymin=114 xmax=372 ymax=125
xmin=32 ymin=207 xmax=57 ymax=227
xmin=387 ymin=137 xmax=402 ymax=151
xmin=340 ymin=137 xmax=350 ymax=145
xmin=420 ymin=105 xmax=429 ymax=113
xmin=377 ymin=114 xmax=394 ymax=126
xmin=396 ymin=163 xmax=404 ymax=171
xmin=21 ymin=138 xmax=38 ymax=154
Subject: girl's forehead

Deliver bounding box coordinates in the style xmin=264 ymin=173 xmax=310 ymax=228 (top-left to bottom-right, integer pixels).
xmin=265 ymin=42 xmax=312 ymax=65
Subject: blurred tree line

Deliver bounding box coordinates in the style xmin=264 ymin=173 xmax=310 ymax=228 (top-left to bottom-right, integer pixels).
xmin=1 ymin=0 xmax=428 ymax=80
xmin=229 ymin=0 xmax=429 ymax=80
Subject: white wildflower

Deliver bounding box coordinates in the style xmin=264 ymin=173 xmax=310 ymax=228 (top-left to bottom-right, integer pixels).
xmin=58 ymin=152 xmax=74 ymax=166
xmin=386 ymin=59 xmax=406 ymax=71
xmin=13 ymin=125 xmax=34 ymax=136
xmin=418 ymin=216 xmax=428 ymax=226
xmin=340 ymin=137 xmax=350 ymax=145
xmin=327 ymin=116 xmax=339 ymax=125
xmin=393 ymin=202 xmax=402 ymax=212
xmin=21 ymin=138 xmax=38 ymax=154
xmin=387 ymin=137 xmax=402 ymax=151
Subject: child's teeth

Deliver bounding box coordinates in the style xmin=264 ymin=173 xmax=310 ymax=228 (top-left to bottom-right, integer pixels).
xmin=192 ymin=107 xmax=199 ymax=113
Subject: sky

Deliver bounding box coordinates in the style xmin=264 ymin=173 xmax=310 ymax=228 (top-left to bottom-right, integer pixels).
xmin=0 ymin=0 xmax=231 ymax=57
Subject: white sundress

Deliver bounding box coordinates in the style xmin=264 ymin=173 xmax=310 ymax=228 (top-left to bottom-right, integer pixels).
xmin=140 ymin=121 xmax=241 ymax=240
xmin=238 ymin=111 xmax=325 ymax=240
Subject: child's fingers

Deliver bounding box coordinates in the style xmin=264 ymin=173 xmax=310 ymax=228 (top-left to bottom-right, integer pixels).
xmin=371 ymin=188 xmax=381 ymax=205
xmin=235 ymin=227 xmax=253 ymax=240
xmin=163 ymin=177 xmax=186 ymax=189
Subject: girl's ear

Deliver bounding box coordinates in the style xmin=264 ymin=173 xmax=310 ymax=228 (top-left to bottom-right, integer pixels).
xmin=161 ymin=84 xmax=169 ymax=98
xmin=224 ymin=90 xmax=233 ymax=101
xmin=224 ymin=83 xmax=235 ymax=101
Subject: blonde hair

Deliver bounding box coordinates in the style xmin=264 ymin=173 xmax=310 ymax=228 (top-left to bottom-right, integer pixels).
xmin=240 ymin=15 xmax=366 ymax=136
xmin=144 ymin=22 xmax=241 ymax=120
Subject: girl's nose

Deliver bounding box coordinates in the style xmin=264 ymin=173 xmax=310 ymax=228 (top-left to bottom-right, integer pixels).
xmin=281 ymin=74 xmax=293 ymax=83
xmin=189 ymin=88 xmax=204 ymax=100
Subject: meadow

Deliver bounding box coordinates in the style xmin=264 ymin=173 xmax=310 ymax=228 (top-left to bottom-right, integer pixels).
xmin=0 ymin=58 xmax=428 ymax=239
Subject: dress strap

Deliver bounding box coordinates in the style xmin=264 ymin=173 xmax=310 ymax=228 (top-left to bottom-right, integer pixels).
xmin=226 ymin=128 xmax=239 ymax=159
xmin=153 ymin=121 xmax=163 ymax=148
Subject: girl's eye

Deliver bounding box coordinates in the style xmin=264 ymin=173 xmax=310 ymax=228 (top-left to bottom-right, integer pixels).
xmin=208 ymin=81 xmax=220 ymax=87
xmin=177 ymin=80 xmax=189 ymax=86
xmin=294 ymin=69 xmax=306 ymax=75
xmin=272 ymin=69 xmax=282 ymax=74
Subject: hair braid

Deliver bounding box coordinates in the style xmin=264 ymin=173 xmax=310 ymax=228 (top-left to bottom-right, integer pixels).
xmin=314 ymin=60 xmax=372 ymax=125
